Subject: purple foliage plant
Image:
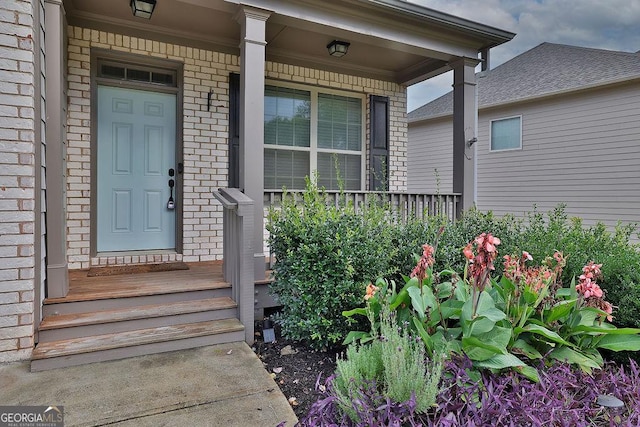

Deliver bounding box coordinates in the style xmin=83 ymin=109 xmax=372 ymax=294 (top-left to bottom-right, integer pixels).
xmin=299 ymin=359 xmax=640 ymax=427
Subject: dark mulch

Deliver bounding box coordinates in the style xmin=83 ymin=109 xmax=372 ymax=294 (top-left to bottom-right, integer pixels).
xmin=252 ymin=319 xmax=340 ymax=419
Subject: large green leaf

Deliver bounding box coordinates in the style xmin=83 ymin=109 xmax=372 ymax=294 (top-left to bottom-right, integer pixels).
xmin=549 ymin=347 xmax=601 ymax=371
xmin=523 ymin=289 xmax=538 ymax=305
xmin=474 ymin=353 xmax=526 ymax=369
xmin=573 ymin=308 xmax=600 ymax=327
xmin=462 ymin=336 xmax=505 ymax=361
xmin=475 ymin=292 xmax=507 ymax=322
xmin=462 ymin=326 xmax=511 ymax=361
xmin=516 ymin=365 xmax=541 ymax=382
xmin=498 ymin=276 xmax=516 ymax=294
xmin=436 ymin=281 xmax=454 ymax=298
xmin=461 ymin=291 xmax=506 ymax=325
xmin=389 ymin=287 xmax=410 ymax=310
xmin=515 ymin=324 xmax=573 ymax=347
xmin=445 ymin=327 xmax=463 ymax=340
xmin=597 ymin=334 xmax=640 ymax=352
xmin=412 ymin=317 xmax=434 ymax=353
xmin=469 ymin=317 xmax=496 ymax=335
xmin=571 ymin=325 xmax=640 ymax=335
xmin=431 ymin=330 xmax=450 ymax=355
xmin=454 ymin=281 xmax=469 ymax=302
xmin=342 ymin=331 xmax=372 ymax=345
xmin=439 ymin=299 xmax=464 ymax=320
xmin=447 ymin=338 xmax=462 ymax=354
xmin=511 ymin=339 xmax=543 ymax=360
xmin=407 ymin=286 xmax=437 ymax=320
xmin=485 ymin=326 xmax=512 ymax=348
xmin=342 ymin=307 xmax=368 ymax=318
xmin=544 ymin=300 xmax=576 ymax=323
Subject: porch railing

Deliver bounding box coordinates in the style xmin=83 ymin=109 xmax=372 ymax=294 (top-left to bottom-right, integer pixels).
xmin=212 ymin=188 xmax=254 ymax=344
xmin=264 ymin=190 xmax=461 ymax=222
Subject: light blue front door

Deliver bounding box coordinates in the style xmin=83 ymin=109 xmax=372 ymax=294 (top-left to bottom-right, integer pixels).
xmin=97 ymin=86 xmax=176 ymax=252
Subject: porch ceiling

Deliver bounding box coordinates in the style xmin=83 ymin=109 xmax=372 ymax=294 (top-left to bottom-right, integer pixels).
xmin=62 ymin=0 xmax=514 ymax=85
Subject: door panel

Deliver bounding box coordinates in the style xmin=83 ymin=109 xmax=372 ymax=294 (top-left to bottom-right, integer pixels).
xmin=97 ymin=86 xmax=176 ymax=252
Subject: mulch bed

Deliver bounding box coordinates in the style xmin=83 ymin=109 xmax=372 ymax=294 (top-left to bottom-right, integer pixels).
xmin=252 ymin=320 xmax=340 ymax=419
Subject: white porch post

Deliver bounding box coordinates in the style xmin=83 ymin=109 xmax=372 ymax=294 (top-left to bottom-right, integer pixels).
xmin=451 ymin=57 xmax=479 ymax=216
xmin=235 ymin=5 xmax=271 ymax=278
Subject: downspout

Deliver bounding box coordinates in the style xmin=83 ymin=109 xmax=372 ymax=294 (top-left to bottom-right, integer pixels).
xmin=473 ymin=75 xmax=478 ymax=205
xmin=474 ymin=49 xmax=490 ymax=205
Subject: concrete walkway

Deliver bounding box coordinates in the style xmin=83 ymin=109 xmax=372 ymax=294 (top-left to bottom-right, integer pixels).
xmin=0 ymin=342 xmax=298 ymax=427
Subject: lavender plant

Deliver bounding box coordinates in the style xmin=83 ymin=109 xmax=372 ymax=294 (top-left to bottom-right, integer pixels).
xmin=333 ymin=302 xmax=443 ymax=423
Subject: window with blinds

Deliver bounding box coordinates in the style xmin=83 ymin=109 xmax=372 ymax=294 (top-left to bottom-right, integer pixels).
xmin=264 ymin=84 xmax=364 ymax=190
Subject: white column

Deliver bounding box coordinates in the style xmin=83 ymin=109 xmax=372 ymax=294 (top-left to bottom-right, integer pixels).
xmin=451 ymin=57 xmax=479 ymax=215
xmin=235 ymin=5 xmax=271 ymax=277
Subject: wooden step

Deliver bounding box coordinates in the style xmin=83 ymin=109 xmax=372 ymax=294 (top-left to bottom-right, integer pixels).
xmin=44 ymin=280 xmax=231 ymax=304
xmin=31 ymin=319 xmax=245 ymax=371
xmin=38 ymin=298 xmax=238 ymax=342
xmin=43 ymin=286 xmax=231 ymax=316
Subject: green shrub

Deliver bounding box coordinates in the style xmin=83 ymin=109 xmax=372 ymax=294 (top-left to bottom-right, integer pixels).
xmin=267 ymin=177 xmax=396 ymax=349
xmin=269 ymin=176 xmax=640 ymax=357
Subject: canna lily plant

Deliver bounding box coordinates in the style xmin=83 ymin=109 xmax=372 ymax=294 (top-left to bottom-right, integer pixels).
xmin=344 ymin=233 xmax=640 ymax=381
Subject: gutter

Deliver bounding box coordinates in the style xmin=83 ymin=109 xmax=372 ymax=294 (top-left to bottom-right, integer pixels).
xmin=409 ymin=74 xmax=640 ymax=124
xmin=363 ymin=0 xmax=515 ymax=47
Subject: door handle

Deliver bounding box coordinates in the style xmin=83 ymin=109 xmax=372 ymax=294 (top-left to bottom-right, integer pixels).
xmin=168 ymin=168 xmax=175 ymax=177
xmin=167 ymin=179 xmax=175 ymax=210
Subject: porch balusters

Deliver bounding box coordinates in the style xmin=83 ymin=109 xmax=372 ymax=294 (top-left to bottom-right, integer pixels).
xmin=264 ymin=190 xmax=461 ymax=223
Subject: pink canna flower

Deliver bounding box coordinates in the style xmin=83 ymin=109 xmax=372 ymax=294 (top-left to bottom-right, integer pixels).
xmin=411 ymin=243 xmax=436 ymax=283
xmin=576 ymin=278 xmax=604 ymax=298
xmin=603 ymin=301 xmax=614 ymax=322
xmin=582 ymin=261 xmax=602 ymax=277
xmin=553 ymin=251 xmax=564 ymax=263
xmin=466 ymin=233 xmax=501 ymax=293
xmin=364 ymin=283 xmax=379 ymax=301
xmin=576 ymin=260 xmax=615 ymax=322
xmin=503 ymin=254 xmax=521 ymax=282
xmin=522 ymin=251 xmax=533 ymax=261
xmin=463 ymin=243 xmax=474 ymax=261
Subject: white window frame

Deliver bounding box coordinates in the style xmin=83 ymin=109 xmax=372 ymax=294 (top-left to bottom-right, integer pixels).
xmin=264 ymin=79 xmax=366 ymax=190
xmin=489 ymin=115 xmax=522 ymax=152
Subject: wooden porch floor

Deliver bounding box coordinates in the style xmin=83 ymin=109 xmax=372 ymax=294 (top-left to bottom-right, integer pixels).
xmin=46 ymin=261 xmax=226 ymax=304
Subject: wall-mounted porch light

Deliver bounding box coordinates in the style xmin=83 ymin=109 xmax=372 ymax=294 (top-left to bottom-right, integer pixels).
xmin=131 ymin=0 xmax=156 ymax=19
xmin=327 ymin=40 xmax=350 ymax=58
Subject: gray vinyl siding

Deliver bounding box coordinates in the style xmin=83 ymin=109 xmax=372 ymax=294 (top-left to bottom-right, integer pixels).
xmin=407 ymin=117 xmax=453 ymax=193
xmin=476 ymin=83 xmax=640 ymax=230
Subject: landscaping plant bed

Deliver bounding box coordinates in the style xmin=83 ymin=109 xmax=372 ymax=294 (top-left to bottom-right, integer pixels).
xmin=253 ymin=321 xmax=339 ymax=419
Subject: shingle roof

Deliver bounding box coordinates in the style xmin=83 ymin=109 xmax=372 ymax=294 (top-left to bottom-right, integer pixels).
xmin=408 ymin=42 xmax=640 ymax=122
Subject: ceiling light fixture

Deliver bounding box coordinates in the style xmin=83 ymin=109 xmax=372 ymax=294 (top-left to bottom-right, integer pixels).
xmin=130 ymin=0 xmax=156 ymax=19
xmin=327 ymin=40 xmax=350 ymax=58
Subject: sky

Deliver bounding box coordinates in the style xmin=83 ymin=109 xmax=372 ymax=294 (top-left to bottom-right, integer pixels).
xmin=406 ymin=0 xmax=640 ymax=112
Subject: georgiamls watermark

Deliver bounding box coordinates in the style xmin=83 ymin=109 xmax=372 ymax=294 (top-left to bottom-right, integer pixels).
xmin=0 ymin=406 xmax=64 ymax=427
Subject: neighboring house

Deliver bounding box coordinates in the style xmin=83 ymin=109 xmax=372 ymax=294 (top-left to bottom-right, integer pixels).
xmin=408 ymin=42 xmax=640 ymax=233
xmin=0 ymin=0 xmax=513 ymax=367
